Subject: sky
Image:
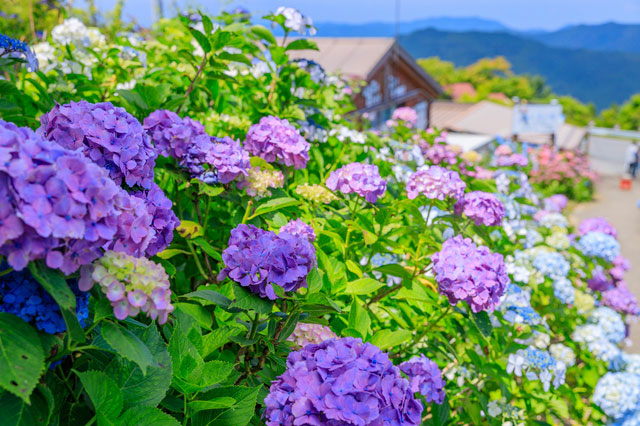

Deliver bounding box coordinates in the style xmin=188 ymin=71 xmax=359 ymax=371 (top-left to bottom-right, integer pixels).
xmin=93 ymin=0 xmax=640 ymax=30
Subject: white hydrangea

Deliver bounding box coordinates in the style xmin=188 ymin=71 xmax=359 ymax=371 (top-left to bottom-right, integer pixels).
xmin=274 ymin=7 xmax=316 ymax=35
xmin=52 ymin=18 xmax=104 ymax=47
xmin=549 ymin=343 xmax=576 ymax=367
xmin=329 ymin=126 xmax=366 ymax=144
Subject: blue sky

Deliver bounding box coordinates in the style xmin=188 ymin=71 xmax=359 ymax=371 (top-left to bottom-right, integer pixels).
xmin=93 ymin=0 xmax=640 ymax=30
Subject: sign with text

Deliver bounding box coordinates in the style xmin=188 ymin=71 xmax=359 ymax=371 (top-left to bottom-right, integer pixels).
xmin=512 ymin=103 xmax=564 ymax=134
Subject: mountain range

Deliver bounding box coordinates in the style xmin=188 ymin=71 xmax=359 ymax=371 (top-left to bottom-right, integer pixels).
xmin=314 ymin=17 xmax=640 ymax=108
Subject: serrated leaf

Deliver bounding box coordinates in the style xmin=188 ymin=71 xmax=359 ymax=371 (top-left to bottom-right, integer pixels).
xmin=119 ymin=407 xmax=180 ymax=426
xmin=191 ymin=386 xmax=260 ymax=426
xmin=368 ymin=329 xmax=411 ymax=350
xmin=175 ymin=303 xmax=212 ymax=330
xmin=0 ymin=386 xmax=52 ymax=426
xmin=190 ymin=29 xmax=211 ymax=53
xmin=348 ymin=299 xmax=370 ymax=338
xmin=188 ymin=397 xmax=236 ymax=412
xmin=345 ymin=277 xmax=384 ymax=295
xmin=76 ymin=371 xmax=123 ymax=423
xmin=101 ymin=322 xmax=155 ymax=375
xmin=306 ymin=268 xmax=323 ymax=294
xmin=231 ymin=284 xmax=273 ymax=314
xmin=201 ymin=327 xmax=233 ymax=358
xmin=0 ymin=313 xmax=45 ymax=402
xmin=183 ymin=290 xmax=232 ymax=308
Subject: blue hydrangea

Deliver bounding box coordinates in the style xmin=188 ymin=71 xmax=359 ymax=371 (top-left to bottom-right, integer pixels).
xmin=573 ymin=324 xmax=624 ymax=363
xmin=553 ymin=277 xmax=575 ymax=305
xmin=613 ymin=410 xmax=640 ymax=426
xmin=590 ymin=306 xmax=626 ymax=344
xmin=507 ymin=347 xmax=566 ymax=391
xmin=0 ymin=268 xmax=89 ymax=334
xmin=593 ymin=372 xmax=640 ymax=420
xmin=0 ymin=33 xmax=38 ymax=71
xmin=532 ymin=251 xmax=570 ymax=279
xmin=578 ymin=231 xmax=621 ymax=262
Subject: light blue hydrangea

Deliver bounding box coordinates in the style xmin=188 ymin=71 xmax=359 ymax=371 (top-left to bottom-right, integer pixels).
xmin=533 ymin=251 xmax=570 ymax=279
xmin=539 ymin=212 xmax=568 ymax=228
xmin=593 ymin=372 xmax=640 ymax=420
xmin=624 ymin=354 xmax=640 ymax=375
xmin=549 ymin=343 xmax=576 ymax=367
xmin=507 ymin=347 xmax=566 ymax=391
xmin=590 ymin=307 xmax=626 ymax=344
xmin=613 ymin=410 xmax=640 ymax=426
xmin=573 ymin=324 xmax=623 ymax=363
xmin=553 ymin=277 xmax=575 ymax=305
xmin=578 ymin=231 xmax=621 ymax=262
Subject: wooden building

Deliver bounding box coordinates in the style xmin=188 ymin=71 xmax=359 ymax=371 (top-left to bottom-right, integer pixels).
xmin=288 ymin=38 xmax=443 ymax=129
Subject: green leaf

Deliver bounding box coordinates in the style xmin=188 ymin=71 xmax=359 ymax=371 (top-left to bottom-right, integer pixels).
xmin=251 ymin=25 xmax=276 ymax=44
xmin=188 ymin=398 xmax=236 ymax=412
xmin=201 ymin=15 xmax=214 ymax=34
xmin=0 ymin=313 xmax=45 ymax=402
xmin=101 ymin=322 xmax=155 ymax=375
xmin=250 ymin=197 xmax=300 ymax=219
xmin=345 ymin=277 xmax=384 ymax=295
xmin=184 ymin=361 xmax=233 ymax=388
xmin=176 ymin=220 xmax=204 ymax=239
xmin=346 ymin=260 xmax=363 ymax=277
xmin=119 ymin=407 xmax=180 ymax=426
xmin=348 ymin=299 xmax=370 ymax=338
xmin=76 ymin=371 xmax=123 ymax=424
xmin=306 ymin=268 xmax=323 ymax=294
xmin=231 ymin=284 xmax=273 ymax=314
xmin=175 ymin=303 xmax=212 ymax=330
xmin=156 ymin=249 xmax=190 ymax=260
xmin=191 ymin=386 xmax=260 ymax=426
xmin=201 ymin=327 xmax=233 ymax=358
xmin=428 ymin=395 xmax=450 ymax=426
xmin=286 ymin=39 xmax=319 ymax=51
xmin=374 ymin=264 xmax=412 ymax=281
xmin=0 ymin=386 xmax=52 ymax=426
xmin=190 ymin=179 xmax=225 ymax=197
xmin=190 ymin=29 xmax=211 ymax=53
xmin=183 ymin=290 xmax=232 ymax=308
xmin=471 ymin=311 xmax=493 ymax=338
xmin=368 ymin=329 xmax=412 ymax=350
xmin=192 ymin=237 xmax=222 ymax=261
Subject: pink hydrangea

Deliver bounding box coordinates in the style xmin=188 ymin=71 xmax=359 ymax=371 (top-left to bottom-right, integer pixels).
xmin=326 ymin=162 xmax=387 ymax=203
xmin=287 ymin=323 xmax=337 ymax=348
xmin=244 ymin=116 xmax=310 ymax=169
xmin=391 ymin=106 xmax=418 ymax=127
xmin=406 ymin=166 xmax=466 ymax=201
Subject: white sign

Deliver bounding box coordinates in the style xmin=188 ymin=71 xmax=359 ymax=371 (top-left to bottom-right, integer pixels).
xmin=512 ymin=104 xmax=564 ymax=134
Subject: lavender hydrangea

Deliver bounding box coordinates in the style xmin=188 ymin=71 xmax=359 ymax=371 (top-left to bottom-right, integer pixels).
xmin=543 ymin=194 xmax=568 ymax=212
xmin=399 ymin=355 xmax=446 ymax=404
xmin=406 ymin=166 xmax=466 ymax=201
xmin=280 ymin=219 xmax=315 ymax=242
xmin=0 ymin=120 xmax=134 ymax=273
xmin=244 ymin=116 xmax=310 ymax=169
xmin=432 ymin=235 xmax=510 ymax=313
xmin=131 ymin=183 xmax=179 ymax=256
xmin=578 ymin=231 xmax=620 ymax=262
xmin=264 ymin=337 xmax=423 ymax=426
xmin=611 ymin=255 xmax=631 ymax=282
xmin=326 ymin=162 xmax=387 ymax=203
xmin=207 ymin=136 xmax=251 ymax=183
xmin=421 ymin=143 xmax=458 ymax=166
xmin=578 ymin=217 xmax=617 ymax=238
xmin=593 ymin=372 xmax=640 ymax=420
xmin=38 ymin=101 xmax=157 ymax=189
xmin=603 ymin=283 xmax=640 ymax=315
xmin=287 ymin=323 xmax=337 ymax=348
xmin=218 ymin=224 xmax=316 ymax=299
xmin=454 ymin=191 xmax=505 ymax=226
xmin=588 ymin=267 xmax=615 ymax=292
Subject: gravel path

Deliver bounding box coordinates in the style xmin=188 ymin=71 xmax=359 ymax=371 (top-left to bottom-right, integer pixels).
xmin=571 ymin=176 xmax=640 ymax=351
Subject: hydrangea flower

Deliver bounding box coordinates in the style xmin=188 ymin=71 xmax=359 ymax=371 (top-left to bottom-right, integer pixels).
xmin=454 ymin=191 xmax=505 ymax=226
xmin=578 ymin=231 xmax=620 ymax=262
xmin=131 ymin=183 xmax=180 ymax=256
xmin=543 ymin=194 xmax=568 ymax=212
xmin=361 ymin=253 xmax=402 ymax=287
xmin=287 ymin=323 xmax=337 ymax=348
xmin=532 ymin=251 xmax=570 ymax=279
xmin=0 ymin=120 xmax=137 ymax=273
xmin=38 ymin=101 xmax=157 ymax=189
xmin=273 ymin=7 xmax=316 ymax=35
xmin=538 ymin=212 xmax=568 ymax=228
xmin=553 ymin=277 xmax=575 ymax=305
xmin=593 ymin=372 xmax=640 ymax=420
xmin=603 ymin=283 xmax=640 ymax=315
xmin=495 ymin=153 xmax=529 ymax=167
xmin=506 ymin=347 xmax=565 ymax=391
xmin=549 ymin=343 xmax=576 ymax=367
xmin=79 ymin=251 xmax=174 ymax=324
xmin=589 ymin=306 xmax=626 ymax=344
xmin=611 ymin=255 xmax=631 ymax=282
xmin=391 ymin=106 xmax=418 ymax=127
xmin=295 ymin=183 xmax=337 ymax=204
xmin=399 ymin=355 xmax=446 ymax=404
xmin=0 ymin=33 xmax=38 ymax=71
xmin=218 ymin=224 xmax=316 ymax=300
xmin=244 ymin=116 xmax=310 ymax=169
xmin=432 ymin=235 xmax=510 ymax=313
xmin=573 ymin=324 xmax=623 ymax=363
xmin=264 ymin=337 xmax=423 ymax=426
xmin=588 ymin=267 xmax=615 ymax=292
xmin=406 ymin=166 xmax=466 ymax=201
xmin=239 ymin=167 xmax=284 ymax=198
xmin=574 ymin=290 xmax=596 ymax=315
xmin=612 ymin=410 xmax=640 ymax=426
xmin=206 ymin=136 xmax=251 ymax=184
xmin=280 ymin=219 xmax=315 ymax=242
xmin=545 ymin=230 xmax=571 ymax=250
xmin=326 ymin=162 xmax=387 ymax=203
xmin=0 ymin=268 xmax=88 ymax=334
xmin=421 ymin=143 xmax=459 ymax=166
xmin=578 ymin=217 xmax=617 ymax=238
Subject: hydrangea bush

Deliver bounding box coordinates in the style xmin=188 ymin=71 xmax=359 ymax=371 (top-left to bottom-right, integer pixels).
xmin=0 ymin=7 xmax=631 ymax=425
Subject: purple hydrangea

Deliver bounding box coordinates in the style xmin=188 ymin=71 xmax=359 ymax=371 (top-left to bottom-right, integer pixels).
xmin=326 ymin=162 xmax=387 ymax=203
xmin=244 ymin=116 xmax=310 ymax=169
xmin=421 ymin=143 xmax=458 ymax=166
xmin=143 ymin=110 xmax=250 ymax=182
xmin=108 ymin=193 xmax=154 ymax=258
xmin=0 ymin=120 xmax=132 ymax=273
xmin=588 ymin=267 xmax=615 ymax=292
xmin=399 ymin=355 xmax=446 ymax=404
xmin=611 ymin=255 xmax=631 ymax=282
xmin=280 ymin=218 xmax=315 ymax=242
xmin=38 ymin=101 xmax=157 ymax=189
xmin=543 ymin=194 xmax=568 ymax=212
xmin=578 ymin=217 xmax=617 ymax=238
xmin=432 ymin=235 xmax=510 ymax=313
xmin=603 ymin=283 xmax=640 ymax=315
xmin=218 ymin=224 xmax=316 ymax=299
xmin=131 ymin=183 xmax=180 ymax=256
xmin=496 ymin=153 xmax=529 ymax=167
xmin=406 ymin=166 xmax=466 ymax=201
xmin=264 ymin=337 xmax=423 ymax=426
xmin=454 ymin=191 xmax=505 ymax=226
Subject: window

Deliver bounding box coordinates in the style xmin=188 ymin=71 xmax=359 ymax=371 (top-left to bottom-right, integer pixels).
xmin=415 ymin=101 xmax=427 ymax=129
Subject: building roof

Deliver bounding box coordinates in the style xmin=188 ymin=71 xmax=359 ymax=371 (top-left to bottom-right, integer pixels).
xmin=444 ymin=82 xmax=476 ymax=101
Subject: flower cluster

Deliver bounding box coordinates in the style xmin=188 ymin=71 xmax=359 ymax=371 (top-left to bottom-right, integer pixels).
xmin=588 ymin=267 xmax=615 ymax=292
xmin=530 ymin=145 xmax=597 ymax=185
xmin=219 ymin=224 xmax=316 ymax=299
xmin=589 ymin=306 xmax=626 ymax=344
xmin=274 ymin=7 xmax=316 ymax=35
xmin=549 ymin=343 xmax=576 ymax=367
xmin=264 ymin=337 xmax=423 ymax=426
xmin=432 ymin=235 xmax=510 ymax=313
xmin=454 ymin=191 xmax=505 ymax=226
xmin=603 ymin=283 xmax=640 ymax=315
xmin=532 ymin=251 xmax=570 ymax=279
xmin=287 ymin=323 xmax=337 ymax=348
xmin=399 ymin=355 xmax=446 ymax=404
xmin=391 ymin=107 xmax=418 ymax=127
xmin=573 ymin=324 xmax=623 ymax=363
xmin=131 ymin=183 xmax=180 ymax=256
xmin=421 ymin=143 xmax=460 ymax=166
xmin=0 ymin=268 xmax=88 ymax=334
xmin=593 ymin=372 xmax=640 ymax=420
xmin=611 ymin=255 xmax=631 ymax=282
xmin=239 ymin=167 xmax=284 ymax=198
xmin=507 ymin=347 xmax=566 ymax=391
xmin=578 ymin=231 xmax=621 ymax=262
xmin=543 ymin=194 xmax=568 ymax=212
xmin=538 ymin=212 xmax=569 ymax=228
xmin=280 ymin=219 xmax=316 ymax=242
xmin=406 ymin=166 xmax=466 ymax=201
xmin=326 ymin=162 xmax=387 ymax=203
xmin=79 ymin=251 xmax=174 ymax=324
xmin=244 ymin=116 xmax=310 ymax=169
xmin=295 ymin=183 xmax=337 ymax=204
xmin=553 ymin=277 xmax=575 ymax=305
xmin=206 ymin=136 xmax=251 ymax=184
xmin=578 ymin=217 xmax=617 ymax=238
xmin=38 ymin=101 xmax=157 ymax=189
xmin=0 ymin=33 xmax=38 ymax=71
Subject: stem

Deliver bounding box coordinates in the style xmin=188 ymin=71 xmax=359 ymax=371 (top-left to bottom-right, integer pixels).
xmin=86 ymin=416 xmax=96 ymax=426
xmin=177 ymin=52 xmax=208 ymax=114
xmin=186 ymin=240 xmax=208 ymax=281
xmin=241 ymin=200 xmax=254 ymax=224
xmin=367 ymin=283 xmax=403 ymax=307
xmin=194 ymin=194 xmax=214 ymax=278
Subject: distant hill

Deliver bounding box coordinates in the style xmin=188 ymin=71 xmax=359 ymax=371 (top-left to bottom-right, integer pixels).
xmin=399 ymin=29 xmax=640 ymax=108
xmin=528 ymin=22 xmax=640 ymax=53
xmin=314 ymin=16 xmax=508 ymax=37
